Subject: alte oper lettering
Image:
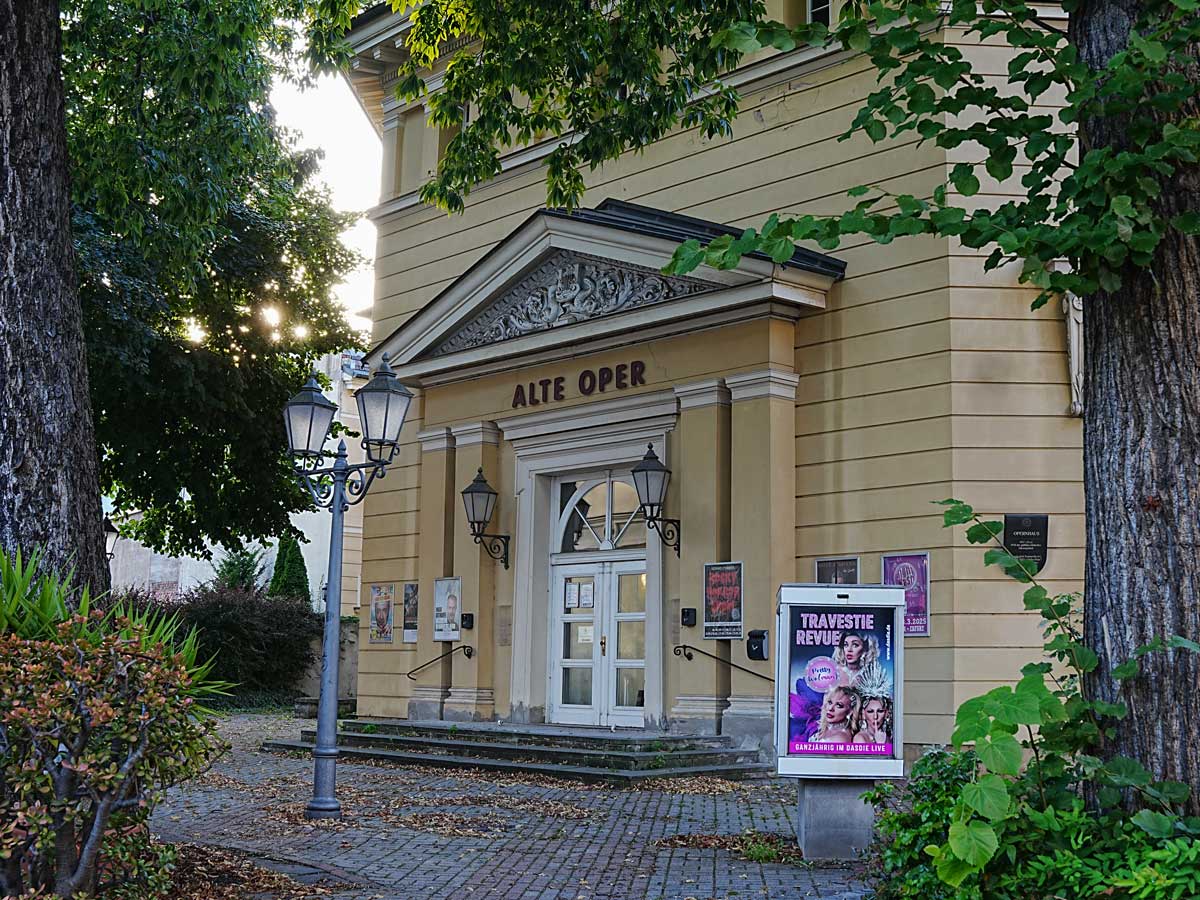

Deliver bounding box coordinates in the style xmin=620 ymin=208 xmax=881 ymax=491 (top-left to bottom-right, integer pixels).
xmin=511 ymin=360 xmax=646 ymax=409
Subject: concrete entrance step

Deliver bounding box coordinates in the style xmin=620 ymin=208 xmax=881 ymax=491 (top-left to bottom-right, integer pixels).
xmin=338 ymin=718 xmax=732 ymax=752
xmin=260 ymin=738 xmax=773 ymax=784
xmin=294 ymin=728 xmax=757 ymax=771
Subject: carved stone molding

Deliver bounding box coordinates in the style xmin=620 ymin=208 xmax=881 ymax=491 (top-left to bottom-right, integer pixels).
xmin=429 ymin=251 xmax=718 ymax=357
xmin=1063 ymin=292 xmax=1084 ymax=417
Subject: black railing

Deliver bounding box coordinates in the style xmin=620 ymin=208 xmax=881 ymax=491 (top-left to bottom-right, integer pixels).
xmin=672 ymin=644 xmax=775 ymax=684
xmin=405 ymin=645 xmax=474 ymax=681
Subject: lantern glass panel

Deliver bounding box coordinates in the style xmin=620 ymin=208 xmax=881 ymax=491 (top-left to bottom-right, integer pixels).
xmin=632 ymin=449 xmax=670 ymax=513
xmin=285 ymin=397 xmax=335 ymax=457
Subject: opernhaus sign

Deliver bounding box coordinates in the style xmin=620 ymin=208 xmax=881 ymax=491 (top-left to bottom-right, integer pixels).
xmin=510 ymin=359 xmax=646 ymax=409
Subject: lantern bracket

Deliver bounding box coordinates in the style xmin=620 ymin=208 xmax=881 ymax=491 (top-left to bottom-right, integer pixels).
xmin=644 ymin=514 xmax=681 ymax=557
xmin=472 ymin=530 xmax=510 ymax=569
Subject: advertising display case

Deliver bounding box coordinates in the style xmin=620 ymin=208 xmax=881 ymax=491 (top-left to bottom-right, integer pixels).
xmin=775 ymin=584 xmax=906 ymax=779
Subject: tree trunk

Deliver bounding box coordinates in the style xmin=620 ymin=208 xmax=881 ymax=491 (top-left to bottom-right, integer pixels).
xmin=0 ymin=1 xmax=108 ymax=594
xmin=1074 ymin=0 xmax=1200 ymax=812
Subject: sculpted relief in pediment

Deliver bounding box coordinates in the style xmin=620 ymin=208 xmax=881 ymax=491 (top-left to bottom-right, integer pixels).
xmin=429 ymin=251 xmax=719 ymax=357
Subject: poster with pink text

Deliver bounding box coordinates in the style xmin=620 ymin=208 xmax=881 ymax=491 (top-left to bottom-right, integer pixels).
xmin=786 ymin=604 xmax=895 ymax=757
xmin=882 ymin=552 xmax=930 ymax=637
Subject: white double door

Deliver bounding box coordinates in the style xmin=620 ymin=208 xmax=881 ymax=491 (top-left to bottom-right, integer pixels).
xmin=549 ymin=558 xmax=647 ymax=727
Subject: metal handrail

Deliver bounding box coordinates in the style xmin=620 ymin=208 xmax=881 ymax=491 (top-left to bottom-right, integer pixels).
xmin=672 ymin=643 xmax=775 ymax=684
xmin=405 ymin=645 xmax=474 ymax=681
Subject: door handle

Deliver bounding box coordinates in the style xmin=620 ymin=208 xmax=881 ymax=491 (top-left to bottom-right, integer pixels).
xmin=600 ymin=635 xmax=607 ymax=656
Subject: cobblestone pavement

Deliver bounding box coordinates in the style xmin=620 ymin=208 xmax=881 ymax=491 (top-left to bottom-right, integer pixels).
xmin=152 ymin=714 xmax=869 ymax=900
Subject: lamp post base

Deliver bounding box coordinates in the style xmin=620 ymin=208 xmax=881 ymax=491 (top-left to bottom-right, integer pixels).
xmin=304 ymin=797 xmax=343 ymax=820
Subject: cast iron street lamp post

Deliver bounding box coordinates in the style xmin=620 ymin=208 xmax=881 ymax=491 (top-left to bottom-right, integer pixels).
xmin=282 ymin=355 xmax=412 ymax=819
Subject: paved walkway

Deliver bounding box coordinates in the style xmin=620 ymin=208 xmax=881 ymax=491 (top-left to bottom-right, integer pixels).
xmin=152 ymin=714 xmax=869 ymax=900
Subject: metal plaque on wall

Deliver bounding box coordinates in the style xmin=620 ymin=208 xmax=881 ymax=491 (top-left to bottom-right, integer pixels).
xmin=1003 ymin=514 xmax=1049 ymax=576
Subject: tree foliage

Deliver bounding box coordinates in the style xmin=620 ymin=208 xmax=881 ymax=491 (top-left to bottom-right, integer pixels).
xmin=394 ymin=0 xmax=1199 ymax=305
xmin=62 ymin=0 xmax=366 ymax=557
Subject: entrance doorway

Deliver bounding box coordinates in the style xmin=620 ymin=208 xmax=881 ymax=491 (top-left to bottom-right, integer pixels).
xmin=548 ymin=473 xmax=648 ymax=727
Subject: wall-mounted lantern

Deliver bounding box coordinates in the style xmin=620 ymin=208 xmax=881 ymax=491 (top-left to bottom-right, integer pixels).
xmin=462 ymin=468 xmax=510 ymax=569
xmin=631 ymin=443 xmax=680 ymax=556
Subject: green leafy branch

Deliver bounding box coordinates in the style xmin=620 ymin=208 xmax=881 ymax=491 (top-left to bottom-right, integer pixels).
xmin=666 ymin=0 xmax=1200 ymax=308
xmin=922 ymin=499 xmax=1200 ymax=887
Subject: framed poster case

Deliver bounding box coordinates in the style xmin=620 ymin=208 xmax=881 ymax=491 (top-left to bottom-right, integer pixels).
xmin=774 ymin=584 xmax=906 ymax=779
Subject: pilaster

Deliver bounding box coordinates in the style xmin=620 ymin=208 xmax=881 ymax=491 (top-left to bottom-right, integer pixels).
xmin=669 ymin=379 xmax=732 ymax=734
xmin=446 ymin=421 xmax=501 ymax=720
xmin=410 ymin=426 xmax=455 ymax=720
xmin=725 ymin=368 xmax=799 ymax=754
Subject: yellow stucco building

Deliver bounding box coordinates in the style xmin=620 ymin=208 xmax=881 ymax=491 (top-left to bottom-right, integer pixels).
xmin=338 ymin=3 xmax=1083 ymax=760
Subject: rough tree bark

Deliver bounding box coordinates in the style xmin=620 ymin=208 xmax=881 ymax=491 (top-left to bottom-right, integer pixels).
xmin=0 ymin=1 xmax=108 ymax=594
xmin=1075 ymin=0 xmax=1200 ymax=812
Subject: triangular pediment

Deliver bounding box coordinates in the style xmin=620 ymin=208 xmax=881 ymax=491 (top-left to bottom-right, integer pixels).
xmin=426 ymin=249 xmax=720 ymax=358
xmin=372 ymin=200 xmax=845 ymax=383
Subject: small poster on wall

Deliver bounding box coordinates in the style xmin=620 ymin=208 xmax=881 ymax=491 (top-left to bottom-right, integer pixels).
xmin=815 ymin=556 xmax=860 ymax=585
xmin=401 ymin=582 xmax=419 ymax=643
xmin=369 ymin=584 xmax=394 ymax=644
xmin=433 ymin=576 xmax=462 ymax=641
xmin=882 ymin=552 xmax=931 ymax=637
xmin=703 ymin=562 xmax=743 ymax=640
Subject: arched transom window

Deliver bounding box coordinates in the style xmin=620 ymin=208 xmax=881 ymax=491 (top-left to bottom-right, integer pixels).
xmin=555 ymin=473 xmax=646 ymax=553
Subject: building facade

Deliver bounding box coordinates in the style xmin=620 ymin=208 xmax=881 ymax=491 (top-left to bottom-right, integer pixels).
xmin=341 ymin=4 xmax=1083 ymax=755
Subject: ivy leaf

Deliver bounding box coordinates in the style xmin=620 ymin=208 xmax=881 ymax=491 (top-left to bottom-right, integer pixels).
xmin=1105 ymin=756 xmax=1151 ymax=788
xmin=948 ymin=820 xmax=999 ymax=867
xmin=665 ymin=239 xmax=706 ymax=275
xmin=715 ymin=22 xmax=762 ymax=53
xmin=1173 ymin=212 xmax=1200 ymax=234
xmin=983 ymin=686 xmax=1041 ymax=726
xmin=939 ymin=499 xmax=975 ymax=526
xmin=1022 ymin=585 xmax=1049 ymax=610
xmin=962 ymin=775 xmax=1010 ymax=821
xmin=935 ymin=850 xmax=979 ymax=887
xmin=977 ymin=732 xmax=1023 ymax=776
xmin=1131 ymin=809 xmax=1176 ymax=839
xmin=1112 ymin=658 xmax=1140 ymax=680
xmin=1168 ymin=634 xmax=1200 ymax=653
xmin=1153 ymin=781 xmax=1191 ymax=804
xmin=965 ymin=520 xmax=1002 ymax=544
xmin=950 ymin=163 xmax=980 ymax=197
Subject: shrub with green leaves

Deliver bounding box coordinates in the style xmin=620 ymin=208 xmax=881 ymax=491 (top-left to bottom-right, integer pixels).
xmin=862 ymin=748 xmax=979 ymax=900
xmin=865 ymin=500 xmax=1200 ymax=898
xmin=0 ymin=549 xmax=225 ymax=897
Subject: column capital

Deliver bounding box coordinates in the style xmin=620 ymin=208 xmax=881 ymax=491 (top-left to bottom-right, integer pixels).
xmin=451 ymin=421 xmax=501 ymax=446
xmin=674 ymin=378 xmax=731 ymax=410
xmin=726 ymin=368 xmax=800 ymax=402
xmin=417 ymin=426 xmax=455 ymax=452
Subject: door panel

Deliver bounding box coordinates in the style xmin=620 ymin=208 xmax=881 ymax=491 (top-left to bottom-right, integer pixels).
xmin=550 ymin=561 xmax=647 ymax=727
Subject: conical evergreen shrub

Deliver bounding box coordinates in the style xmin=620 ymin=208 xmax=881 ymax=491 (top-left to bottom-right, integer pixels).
xmin=268 ymin=532 xmax=311 ymax=601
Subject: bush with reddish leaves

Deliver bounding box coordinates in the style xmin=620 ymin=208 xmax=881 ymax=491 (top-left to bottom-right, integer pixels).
xmin=0 ymin=551 xmax=226 ymax=898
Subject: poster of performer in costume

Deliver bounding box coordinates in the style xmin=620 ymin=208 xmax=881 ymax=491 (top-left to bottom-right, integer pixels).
xmin=786 ymin=604 xmax=895 ymax=757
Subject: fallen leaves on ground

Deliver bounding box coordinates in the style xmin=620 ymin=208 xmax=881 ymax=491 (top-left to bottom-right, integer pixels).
xmin=403 ymin=792 xmax=591 ymax=819
xmin=654 ymin=830 xmax=806 ymax=865
xmin=634 ymin=776 xmax=747 ymax=795
xmin=392 ymin=811 xmax=508 ymax=837
xmin=165 ymin=843 xmax=352 ymax=899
